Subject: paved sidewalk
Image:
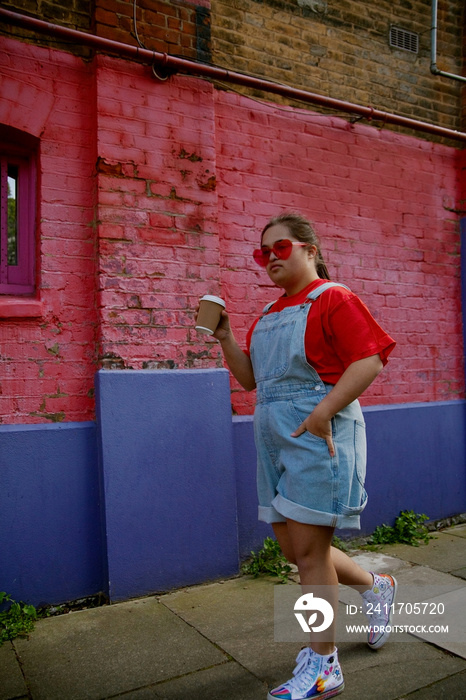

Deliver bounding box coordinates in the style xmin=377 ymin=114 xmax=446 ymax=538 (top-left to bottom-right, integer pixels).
xmin=1 ymin=524 xmax=466 ymax=700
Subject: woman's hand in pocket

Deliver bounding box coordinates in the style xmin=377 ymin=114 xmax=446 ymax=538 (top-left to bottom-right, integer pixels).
xmin=291 ymin=404 xmax=335 ymax=457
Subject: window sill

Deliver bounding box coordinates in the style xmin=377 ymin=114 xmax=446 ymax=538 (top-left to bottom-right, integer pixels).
xmin=0 ymin=298 xmax=43 ymax=318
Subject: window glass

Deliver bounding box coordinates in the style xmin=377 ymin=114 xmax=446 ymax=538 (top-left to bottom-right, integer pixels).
xmin=7 ymin=164 xmax=18 ymax=267
xmin=0 ymin=126 xmax=37 ymax=295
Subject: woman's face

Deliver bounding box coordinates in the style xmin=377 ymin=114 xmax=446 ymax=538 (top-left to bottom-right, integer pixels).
xmin=261 ymin=223 xmax=318 ymax=295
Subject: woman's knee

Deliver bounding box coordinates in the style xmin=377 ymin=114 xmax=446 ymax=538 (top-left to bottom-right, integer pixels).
xmin=287 ymin=522 xmax=334 ymax=568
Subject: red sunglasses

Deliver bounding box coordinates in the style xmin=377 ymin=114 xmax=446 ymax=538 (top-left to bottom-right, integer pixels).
xmin=253 ymin=239 xmax=308 ymax=267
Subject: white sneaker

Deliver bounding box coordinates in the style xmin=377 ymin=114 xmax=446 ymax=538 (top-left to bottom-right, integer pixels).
xmin=267 ymin=646 xmax=344 ymax=699
xmin=361 ymin=572 xmax=397 ymax=649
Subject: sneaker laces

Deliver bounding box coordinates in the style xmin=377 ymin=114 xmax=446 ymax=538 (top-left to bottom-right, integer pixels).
xmin=288 ymin=647 xmax=322 ymax=693
xmin=292 ymin=647 xmax=311 ymax=677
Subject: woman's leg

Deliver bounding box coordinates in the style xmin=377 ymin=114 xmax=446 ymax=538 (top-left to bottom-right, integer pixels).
xmin=267 ymin=520 xmax=346 ymax=699
xmin=283 ymin=519 xmax=337 ymax=656
xmin=331 ymin=545 xmax=373 ymax=591
xmin=273 ymin=521 xmax=373 ymax=591
xmin=272 ymin=521 xmax=396 ymax=659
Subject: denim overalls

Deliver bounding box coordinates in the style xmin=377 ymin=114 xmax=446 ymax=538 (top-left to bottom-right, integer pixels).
xmin=250 ymin=282 xmax=368 ymax=530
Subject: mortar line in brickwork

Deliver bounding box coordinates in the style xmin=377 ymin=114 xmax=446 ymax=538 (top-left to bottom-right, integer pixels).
xmin=1 ymin=7 xmax=466 ymax=143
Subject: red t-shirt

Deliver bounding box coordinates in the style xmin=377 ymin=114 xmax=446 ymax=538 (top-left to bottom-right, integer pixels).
xmin=245 ymin=279 xmax=395 ymax=384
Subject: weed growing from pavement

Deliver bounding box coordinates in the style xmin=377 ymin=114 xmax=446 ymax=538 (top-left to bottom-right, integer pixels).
xmin=332 ymin=535 xmax=350 ymax=552
xmin=367 ymin=510 xmax=434 ymax=547
xmin=0 ymin=592 xmax=38 ymax=645
xmin=242 ymin=535 xmax=351 ymax=583
xmin=242 ymin=537 xmax=292 ymax=583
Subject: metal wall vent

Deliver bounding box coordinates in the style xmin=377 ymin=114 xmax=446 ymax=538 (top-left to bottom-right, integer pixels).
xmin=389 ymin=26 xmax=419 ymax=54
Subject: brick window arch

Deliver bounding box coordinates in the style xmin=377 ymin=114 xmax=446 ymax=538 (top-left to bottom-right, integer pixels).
xmin=0 ymin=126 xmax=38 ymax=295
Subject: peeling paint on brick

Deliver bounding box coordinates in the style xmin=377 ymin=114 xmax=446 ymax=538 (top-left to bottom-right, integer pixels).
xmin=178 ymin=148 xmax=203 ymax=162
xmin=142 ymin=360 xmax=177 ymax=369
xmin=198 ymin=175 xmax=216 ymax=191
xmin=96 ymin=157 xmax=124 ymax=177
xmin=99 ymin=353 xmax=127 ymax=369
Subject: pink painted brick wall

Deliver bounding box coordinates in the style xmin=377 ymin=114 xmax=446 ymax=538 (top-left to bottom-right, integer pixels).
xmin=0 ymin=38 xmax=97 ymax=423
xmin=214 ymin=94 xmax=464 ymax=413
xmin=94 ymin=55 xmax=223 ymax=372
xmin=0 ymin=39 xmax=464 ymax=423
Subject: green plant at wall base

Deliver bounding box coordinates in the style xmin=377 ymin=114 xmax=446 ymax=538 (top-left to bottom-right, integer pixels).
xmin=242 ymin=537 xmax=292 ymax=583
xmin=369 ymin=510 xmax=433 ymax=547
xmin=0 ymin=592 xmax=37 ymax=645
xmin=332 ymin=535 xmax=350 ymax=552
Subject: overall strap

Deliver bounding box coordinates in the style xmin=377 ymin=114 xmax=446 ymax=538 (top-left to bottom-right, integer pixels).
xmin=261 ymin=282 xmax=350 ymax=315
xmin=261 ymin=301 xmax=276 ymax=314
xmin=306 ymin=281 xmax=350 ymax=301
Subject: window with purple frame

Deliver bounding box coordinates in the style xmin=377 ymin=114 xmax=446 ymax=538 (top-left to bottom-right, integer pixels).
xmin=0 ymin=126 xmax=37 ymax=295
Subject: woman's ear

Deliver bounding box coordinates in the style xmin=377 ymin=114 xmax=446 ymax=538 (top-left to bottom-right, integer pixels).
xmin=308 ymin=245 xmax=318 ymax=259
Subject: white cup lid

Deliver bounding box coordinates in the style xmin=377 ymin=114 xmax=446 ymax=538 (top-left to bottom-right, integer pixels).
xmin=200 ymin=295 xmax=226 ymax=307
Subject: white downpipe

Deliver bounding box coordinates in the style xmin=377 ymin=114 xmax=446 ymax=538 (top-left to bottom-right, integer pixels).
xmin=431 ymin=0 xmax=466 ymax=83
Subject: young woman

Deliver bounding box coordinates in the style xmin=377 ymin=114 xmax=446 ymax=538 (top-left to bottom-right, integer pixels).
xmin=200 ymin=212 xmax=397 ymax=700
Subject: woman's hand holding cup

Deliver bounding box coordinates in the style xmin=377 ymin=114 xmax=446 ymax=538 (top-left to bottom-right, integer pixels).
xmin=195 ymin=295 xmax=229 ymax=340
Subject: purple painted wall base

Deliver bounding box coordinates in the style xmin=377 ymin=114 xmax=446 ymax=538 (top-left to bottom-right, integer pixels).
xmin=0 ymin=422 xmax=103 ymax=607
xmin=361 ymin=401 xmax=466 ymax=533
xmin=95 ymin=369 xmax=240 ymax=601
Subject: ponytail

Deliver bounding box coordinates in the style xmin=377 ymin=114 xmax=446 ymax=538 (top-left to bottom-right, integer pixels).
xmin=315 ymin=248 xmax=330 ymax=280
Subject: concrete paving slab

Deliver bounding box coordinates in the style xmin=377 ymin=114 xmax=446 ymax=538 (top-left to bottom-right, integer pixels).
xmin=160 ymin=577 xmax=304 ymax=686
xmin=13 ymin=597 xmax=226 ymax=700
xmin=347 ymin=551 xmax=414 ymax=576
xmin=377 ymin=532 xmax=466 ymax=574
xmin=341 ymin=648 xmax=466 ymax=700
xmin=451 ymin=567 xmax=466 ymax=580
xmin=159 ymin=574 xmax=466 ymax=698
xmin=404 ymin=587 xmax=466 ymax=659
xmin=336 ymin=639 xmax=433 ymax=673
xmin=208 ymin=630 xmax=306 ymax=688
xmin=0 ymin=642 xmax=28 ymax=700
xmin=160 ymin=577 xmax=277 ymax=642
xmin=443 ymin=524 xmax=466 ymax=539
xmin=397 ymin=668 xmax=466 ymax=699
xmin=389 ymin=564 xmax=466 ymax=592
xmin=116 ymin=660 xmax=269 ymax=699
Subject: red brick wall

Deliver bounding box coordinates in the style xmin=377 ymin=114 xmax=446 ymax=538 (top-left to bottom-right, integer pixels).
xmin=0 ymin=38 xmax=463 ymax=423
xmin=211 ymin=0 xmax=465 ymax=136
xmin=95 ymin=0 xmax=211 ymax=62
xmin=1 ymin=0 xmax=211 ymax=62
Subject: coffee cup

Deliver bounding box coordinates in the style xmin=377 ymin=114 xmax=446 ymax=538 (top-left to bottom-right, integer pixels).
xmin=195 ymin=295 xmax=226 ymax=335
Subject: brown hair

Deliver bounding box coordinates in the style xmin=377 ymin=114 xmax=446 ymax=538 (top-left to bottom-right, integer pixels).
xmin=261 ymin=212 xmax=330 ymax=280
